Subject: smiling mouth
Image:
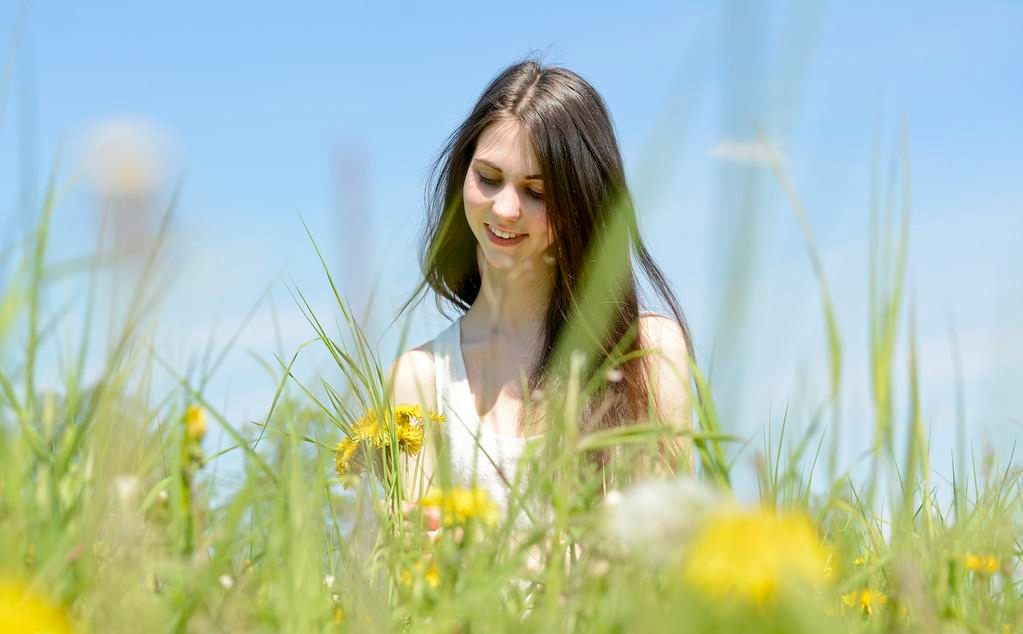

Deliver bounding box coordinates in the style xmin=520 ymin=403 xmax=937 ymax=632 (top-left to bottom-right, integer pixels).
xmin=487 ymin=223 xmax=526 ymax=239
xmin=485 ymin=223 xmax=528 ymax=245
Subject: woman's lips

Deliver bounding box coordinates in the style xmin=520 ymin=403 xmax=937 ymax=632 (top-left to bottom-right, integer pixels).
xmin=485 ymin=223 xmax=527 ymax=246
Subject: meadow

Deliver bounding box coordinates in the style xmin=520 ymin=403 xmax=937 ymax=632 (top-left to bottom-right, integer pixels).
xmin=1 ymin=134 xmax=1020 ymax=634
xmin=1 ymin=29 xmax=1021 ymax=634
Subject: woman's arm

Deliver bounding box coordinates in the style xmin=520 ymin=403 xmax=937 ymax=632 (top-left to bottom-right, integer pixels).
xmin=386 ymin=342 xmax=439 ymax=500
xmin=639 ymin=314 xmax=695 ymax=474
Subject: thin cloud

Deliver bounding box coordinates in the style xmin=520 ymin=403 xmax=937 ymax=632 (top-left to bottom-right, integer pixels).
xmin=710 ymin=138 xmax=784 ymax=165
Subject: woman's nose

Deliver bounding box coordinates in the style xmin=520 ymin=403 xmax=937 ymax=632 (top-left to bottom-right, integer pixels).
xmin=491 ymin=185 xmax=521 ymax=222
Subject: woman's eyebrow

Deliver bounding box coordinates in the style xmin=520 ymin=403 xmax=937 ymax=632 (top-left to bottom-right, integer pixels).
xmin=473 ymin=158 xmax=543 ymax=181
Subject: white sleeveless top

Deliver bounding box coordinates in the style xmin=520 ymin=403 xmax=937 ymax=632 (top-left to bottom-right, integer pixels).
xmin=428 ymin=311 xmax=663 ymax=520
xmin=430 ymin=317 xmax=541 ymax=514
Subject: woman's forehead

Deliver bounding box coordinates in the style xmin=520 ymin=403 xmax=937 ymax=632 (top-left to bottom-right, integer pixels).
xmin=474 ymin=120 xmax=541 ymax=177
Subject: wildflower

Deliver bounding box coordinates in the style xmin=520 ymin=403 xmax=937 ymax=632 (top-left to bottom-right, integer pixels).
xmin=420 ymin=486 xmax=500 ymax=526
xmin=185 ymin=405 xmax=206 ymax=442
xmin=964 ymin=553 xmax=1000 ymax=575
xmin=394 ymin=405 xmax=444 ymax=456
xmin=400 ymin=559 xmax=441 ymax=589
xmin=334 ymin=438 xmax=362 ymax=481
xmin=604 ymin=476 xmax=720 ymax=566
xmin=334 ymin=606 xmax=344 ymax=625
xmin=113 ymin=474 xmax=140 ymax=505
xmin=841 ymin=589 xmax=887 ymax=615
xmin=394 ymin=405 xmax=426 ymax=456
xmin=852 ymin=556 xmax=866 ymax=566
xmin=219 ymin=574 xmax=234 ymax=590
xmin=324 ymin=575 xmax=335 ymax=590
xmin=424 ymin=563 xmax=441 ymax=589
xmin=397 ymin=422 xmax=424 ymax=456
xmin=353 ymin=410 xmax=386 ymax=448
xmin=334 ymin=405 xmax=444 ymax=483
xmin=683 ymin=507 xmax=832 ymax=604
xmin=82 ymin=118 xmax=169 ymax=201
xmin=0 ymin=581 xmax=73 ymax=634
xmin=395 ymin=404 xmax=425 ymax=425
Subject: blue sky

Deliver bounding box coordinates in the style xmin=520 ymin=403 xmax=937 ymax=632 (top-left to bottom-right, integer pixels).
xmin=1 ymin=1 xmax=1020 ymax=494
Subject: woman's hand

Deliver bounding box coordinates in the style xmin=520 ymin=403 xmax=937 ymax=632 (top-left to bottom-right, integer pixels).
xmin=401 ymin=500 xmax=442 ymax=539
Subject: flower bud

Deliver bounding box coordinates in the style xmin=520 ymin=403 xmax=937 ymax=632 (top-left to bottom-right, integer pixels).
xmin=185 ymin=405 xmax=206 ymax=442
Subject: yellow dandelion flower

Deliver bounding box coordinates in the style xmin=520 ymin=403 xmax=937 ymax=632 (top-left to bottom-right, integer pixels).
xmin=353 ymin=410 xmax=388 ymax=448
xmin=334 ymin=437 xmax=361 ymax=481
xmin=399 ymin=558 xmax=441 ymax=589
xmin=333 ymin=606 xmax=343 ymax=625
xmin=683 ymin=507 xmax=832 ymax=604
xmin=185 ymin=405 xmax=206 ymax=442
xmin=420 ymin=486 xmax=500 ymax=526
xmin=964 ymin=553 xmax=1000 ymax=575
xmin=841 ymin=589 xmax=888 ymax=615
xmin=395 ymin=404 xmax=425 ymax=426
xmin=0 ymin=581 xmax=74 ymax=634
xmin=393 ymin=404 xmax=426 ymax=456
xmin=424 ymin=563 xmax=441 ymax=589
xmin=397 ymin=422 xmax=424 ymax=456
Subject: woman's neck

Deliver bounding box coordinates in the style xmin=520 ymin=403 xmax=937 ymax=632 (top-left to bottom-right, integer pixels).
xmin=464 ymin=247 xmax=554 ymax=339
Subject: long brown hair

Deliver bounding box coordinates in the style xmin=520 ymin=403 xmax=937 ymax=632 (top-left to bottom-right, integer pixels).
xmin=400 ymin=57 xmax=695 ymax=440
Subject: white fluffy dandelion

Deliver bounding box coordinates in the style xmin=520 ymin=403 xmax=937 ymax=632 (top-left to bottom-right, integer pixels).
xmin=604 ymin=476 xmax=722 ymax=565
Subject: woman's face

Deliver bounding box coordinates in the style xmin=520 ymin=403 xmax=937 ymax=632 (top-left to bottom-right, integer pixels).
xmin=463 ymin=119 xmax=553 ymax=272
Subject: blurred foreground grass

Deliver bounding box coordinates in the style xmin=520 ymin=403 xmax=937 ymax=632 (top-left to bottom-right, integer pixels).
xmin=0 ymin=45 xmax=1020 ymax=634
xmin=2 ymin=142 xmax=1021 ymax=634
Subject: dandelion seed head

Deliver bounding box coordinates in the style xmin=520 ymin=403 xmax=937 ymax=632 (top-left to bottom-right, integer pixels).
xmin=113 ymin=474 xmax=139 ymax=505
xmin=604 ymin=476 xmax=719 ymax=565
xmin=81 ymin=118 xmax=171 ymax=202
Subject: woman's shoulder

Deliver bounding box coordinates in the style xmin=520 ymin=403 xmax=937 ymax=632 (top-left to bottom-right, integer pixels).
xmin=387 ymin=331 xmax=442 ymax=410
xmin=637 ymin=311 xmax=691 ymax=358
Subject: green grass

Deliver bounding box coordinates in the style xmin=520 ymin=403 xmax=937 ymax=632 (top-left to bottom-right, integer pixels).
xmin=1 ymin=137 xmax=1021 ymax=634
xmin=1 ymin=31 xmax=1020 ymax=634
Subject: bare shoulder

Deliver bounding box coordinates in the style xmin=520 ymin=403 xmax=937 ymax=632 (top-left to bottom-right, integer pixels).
xmin=388 ymin=340 xmax=438 ymax=411
xmin=638 ymin=312 xmax=691 ymax=360
xmin=638 ymin=313 xmax=695 ymax=472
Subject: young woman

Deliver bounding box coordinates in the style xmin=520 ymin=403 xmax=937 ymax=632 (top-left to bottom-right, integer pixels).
xmin=389 ymin=58 xmax=696 ymax=514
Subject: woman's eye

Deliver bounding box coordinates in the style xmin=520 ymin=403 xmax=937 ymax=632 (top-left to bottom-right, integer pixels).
xmin=477 ymin=172 xmax=543 ymax=200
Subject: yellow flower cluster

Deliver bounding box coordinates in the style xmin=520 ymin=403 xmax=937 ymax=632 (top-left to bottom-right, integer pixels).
xmin=399 ymin=558 xmax=441 ymax=589
xmin=841 ymin=589 xmax=888 ymax=615
xmin=682 ymin=507 xmax=832 ymax=604
xmin=419 ymin=486 xmax=500 ymax=527
xmin=333 ymin=405 xmax=444 ymax=485
xmin=964 ymin=553 xmax=1000 ymax=575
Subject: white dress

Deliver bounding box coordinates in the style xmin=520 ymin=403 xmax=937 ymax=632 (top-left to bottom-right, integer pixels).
xmin=429 ymin=317 xmax=541 ymax=515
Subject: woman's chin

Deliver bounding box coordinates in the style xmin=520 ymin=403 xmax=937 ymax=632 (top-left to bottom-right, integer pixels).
xmin=482 ymin=250 xmax=517 ymax=270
